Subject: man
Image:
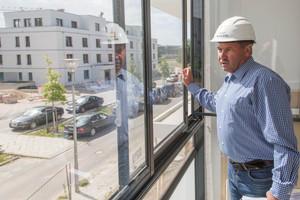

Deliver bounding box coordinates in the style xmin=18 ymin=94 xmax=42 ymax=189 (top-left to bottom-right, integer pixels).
xmin=106 ymin=23 xmax=143 ymax=188
xmin=182 ymin=16 xmax=299 ymax=200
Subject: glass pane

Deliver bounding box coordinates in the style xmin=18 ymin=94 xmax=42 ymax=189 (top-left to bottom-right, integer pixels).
xmin=143 ymin=138 xmax=194 ymax=199
xmin=151 ymin=0 xmax=184 ymax=148
xmin=0 ymin=0 xmax=145 ymax=199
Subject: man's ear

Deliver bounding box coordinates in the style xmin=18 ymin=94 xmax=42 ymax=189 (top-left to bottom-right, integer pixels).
xmin=244 ymin=44 xmax=253 ymax=57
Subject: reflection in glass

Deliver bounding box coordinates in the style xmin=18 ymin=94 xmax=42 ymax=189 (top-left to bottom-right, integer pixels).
xmin=0 ymin=1 xmax=146 ymax=199
xmin=150 ymin=1 xmax=184 ymax=148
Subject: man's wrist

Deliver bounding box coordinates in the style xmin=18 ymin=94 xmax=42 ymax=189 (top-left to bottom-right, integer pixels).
xmin=270 ymin=182 xmax=294 ymax=200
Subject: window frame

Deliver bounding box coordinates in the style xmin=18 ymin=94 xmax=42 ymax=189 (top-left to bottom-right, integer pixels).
xmin=65 ymin=36 xmax=72 ymax=47
xmin=25 ymin=36 xmax=30 ymax=47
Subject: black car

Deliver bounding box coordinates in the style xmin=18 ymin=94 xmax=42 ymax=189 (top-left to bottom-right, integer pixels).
xmin=66 ymin=96 xmax=104 ymax=113
xmin=9 ymin=106 xmax=64 ymax=129
xmin=161 ymin=83 xmax=180 ymax=98
xmin=64 ymin=112 xmax=116 ymax=137
xmin=151 ymin=88 xmax=168 ymax=104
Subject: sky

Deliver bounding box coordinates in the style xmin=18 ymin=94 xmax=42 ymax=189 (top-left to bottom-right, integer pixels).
xmin=0 ymin=0 xmax=186 ymax=46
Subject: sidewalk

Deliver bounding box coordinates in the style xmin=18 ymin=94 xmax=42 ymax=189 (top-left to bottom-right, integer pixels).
xmin=0 ymin=133 xmax=74 ymax=159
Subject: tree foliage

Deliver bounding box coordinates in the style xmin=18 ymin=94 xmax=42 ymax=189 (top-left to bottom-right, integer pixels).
xmin=127 ymin=56 xmax=141 ymax=80
xmin=157 ymin=56 xmax=170 ymax=79
xmin=41 ymin=55 xmax=67 ymax=133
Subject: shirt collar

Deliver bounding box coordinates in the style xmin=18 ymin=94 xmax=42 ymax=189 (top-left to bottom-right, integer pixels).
xmin=225 ymin=57 xmax=254 ymax=82
xmin=116 ymin=68 xmax=127 ymax=81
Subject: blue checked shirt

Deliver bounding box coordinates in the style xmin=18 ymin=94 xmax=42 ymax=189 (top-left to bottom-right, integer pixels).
xmin=188 ymin=57 xmax=300 ymax=200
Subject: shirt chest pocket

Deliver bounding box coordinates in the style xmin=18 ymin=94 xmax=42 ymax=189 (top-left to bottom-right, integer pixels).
xmin=227 ymin=95 xmax=252 ymax=109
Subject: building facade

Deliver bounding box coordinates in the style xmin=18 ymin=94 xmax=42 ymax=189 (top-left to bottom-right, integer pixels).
xmin=0 ymin=9 xmax=158 ymax=87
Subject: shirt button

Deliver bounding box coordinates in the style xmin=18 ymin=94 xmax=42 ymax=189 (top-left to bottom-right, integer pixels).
xmin=221 ymin=110 xmax=224 ymax=113
xmin=219 ymin=126 xmax=221 ymax=129
xmin=221 ymin=142 xmax=224 ymax=145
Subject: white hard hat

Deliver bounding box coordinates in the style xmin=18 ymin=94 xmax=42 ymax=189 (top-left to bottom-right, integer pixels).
xmin=211 ymin=16 xmax=256 ymax=43
xmin=104 ymin=23 xmax=129 ymax=44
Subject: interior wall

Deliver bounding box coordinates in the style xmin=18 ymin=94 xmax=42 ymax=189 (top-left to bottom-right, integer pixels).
xmin=205 ymin=0 xmax=300 ymax=199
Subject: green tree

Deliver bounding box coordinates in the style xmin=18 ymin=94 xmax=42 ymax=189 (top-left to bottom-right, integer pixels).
xmin=176 ymin=39 xmax=191 ymax=68
xmin=41 ymin=55 xmax=67 ymax=133
xmin=127 ymin=56 xmax=141 ymax=80
xmin=157 ymin=56 xmax=170 ymax=82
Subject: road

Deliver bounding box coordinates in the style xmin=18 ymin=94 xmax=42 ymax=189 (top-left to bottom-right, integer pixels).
xmin=0 ymin=84 xmax=183 ymax=199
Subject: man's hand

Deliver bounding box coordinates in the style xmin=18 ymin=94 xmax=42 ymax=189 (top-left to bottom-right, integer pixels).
xmin=182 ymin=68 xmax=193 ymax=87
xmin=266 ymin=191 xmax=278 ymax=200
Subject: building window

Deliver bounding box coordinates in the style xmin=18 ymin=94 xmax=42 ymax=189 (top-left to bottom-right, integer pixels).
xmin=95 ymin=23 xmax=100 ymax=31
xmin=71 ymin=21 xmax=77 ymax=28
xmin=82 ymin=38 xmax=88 ymax=47
xmin=84 ymin=70 xmax=89 ymax=79
xmin=108 ymin=43 xmax=112 ymax=48
xmin=96 ymin=54 xmax=101 ymax=63
xmin=67 ymin=72 xmax=71 ymax=82
xmin=56 ymin=18 xmax=63 ymax=26
xmin=18 ymin=72 xmax=22 ymax=81
xmin=25 ymin=36 xmax=30 ymax=47
xmin=0 ymin=72 xmax=3 ymax=81
xmin=34 ymin=18 xmax=43 ymax=26
xmin=108 ymin=54 xmax=113 ymax=62
xmin=14 ymin=19 xmax=20 ymax=27
xmin=27 ymin=55 xmax=32 ymax=65
xmin=0 ymin=55 xmax=2 ymax=65
xmin=66 ymin=54 xmax=73 ymax=59
xmin=28 ymin=72 xmax=33 ymax=81
xmin=153 ymin=53 xmax=155 ymax=59
xmin=0 ymin=37 xmax=1 ymax=47
xmin=83 ymin=54 xmax=89 ymax=63
xmin=17 ymin=55 xmax=21 ymax=65
xmin=24 ymin=18 xmax=31 ymax=27
xmin=130 ymin=41 xmax=133 ymax=49
xmin=15 ymin=37 xmax=20 ymax=47
xmin=66 ymin=36 xmax=72 ymax=47
xmin=153 ymin=43 xmax=155 ymax=49
xmin=96 ymin=39 xmax=101 ymax=48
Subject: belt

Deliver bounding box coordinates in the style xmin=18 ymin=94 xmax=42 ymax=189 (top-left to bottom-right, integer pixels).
xmin=229 ymin=159 xmax=274 ymax=171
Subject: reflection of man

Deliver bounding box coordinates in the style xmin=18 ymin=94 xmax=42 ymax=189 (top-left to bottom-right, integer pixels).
xmin=106 ymin=23 xmax=143 ymax=188
xmin=183 ymin=16 xmax=299 ymax=200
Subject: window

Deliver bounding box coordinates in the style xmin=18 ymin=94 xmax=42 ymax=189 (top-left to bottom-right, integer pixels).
xmin=153 ymin=43 xmax=155 ymax=49
xmin=95 ymin=23 xmax=100 ymax=31
xmin=14 ymin=19 xmax=20 ymax=27
xmin=65 ymin=36 xmax=72 ymax=47
xmin=83 ymin=54 xmax=89 ymax=63
xmin=27 ymin=55 xmax=32 ymax=65
xmin=0 ymin=72 xmax=3 ymax=81
xmin=34 ymin=18 xmax=43 ymax=26
xmin=71 ymin=21 xmax=77 ymax=28
xmin=28 ymin=72 xmax=33 ymax=81
xmin=56 ymin=18 xmax=63 ymax=26
xmin=18 ymin=72 xmax=22 ymax=81
xmin=0 ymin=55 xmax=2 ymax=65
xmin=17 ymin=55 xmax=21 ymax=65
xmin=108 ymin=53 xmax=113 ymax=62
xmin=66 ymin=54 xmax=73 ymax=59
xmin=96 ymin=39 xmax=101 ymax=48
xmin=67 ymin=72 xmax=71 ymax=82
xmin=108 ymin=43 xmax=112 ymax=48
xmin=82 ymin=38 xmax=88 ymax=47
xmin=15 ymin=37 xmax=20 ymax=47
xmin=96 ymin=54 xmax=101 ymax=63
xmin=84 ymin=70 xmax=89 ymax=79
xmin=24 ymin=18 xmax=31 ymax=27
xmin=0 ymin=37 xmax=1 ymax=47
xmin=130 ymin=41 xmax=133 ymax=49
xmin=25 ymin=36 xmax=30 ymax=47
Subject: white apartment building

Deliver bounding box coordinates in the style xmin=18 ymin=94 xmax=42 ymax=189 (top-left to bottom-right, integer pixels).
xmin=0 ymin=9 xmax=158 ymax=87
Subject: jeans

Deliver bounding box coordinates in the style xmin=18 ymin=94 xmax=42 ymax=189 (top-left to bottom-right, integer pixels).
xmin=228 ymin=162 xmax=273 ymax=200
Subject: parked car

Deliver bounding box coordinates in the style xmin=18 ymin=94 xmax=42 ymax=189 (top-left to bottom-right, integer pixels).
xmin=166 ymin=74 xmax=178 ymax=82
xmin=63 ymin=112 xmax=116 ymax=137
xmin=9 ymin=106 xmax=64 ymax=129
xmin=174 ymin=82 xmax=184 ymax=92
xmin=66 ymin=96 xmax=104 ymax=113
xmin=151 ymin=87 xmax=168 ymax=104
xmin=162 ymin=83 xmax=180 ymax=98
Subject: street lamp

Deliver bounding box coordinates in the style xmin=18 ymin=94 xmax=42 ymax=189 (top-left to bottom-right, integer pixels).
xmin=63 ymin=58 xmax=80 ymax=193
